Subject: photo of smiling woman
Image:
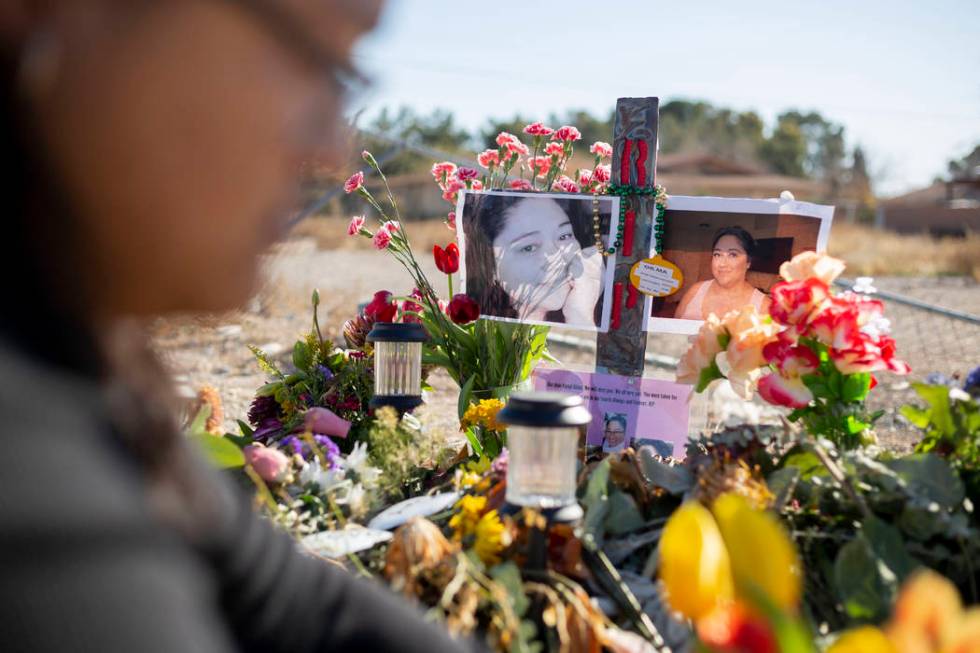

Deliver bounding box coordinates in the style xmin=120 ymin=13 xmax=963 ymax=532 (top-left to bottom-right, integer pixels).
xmin=673 ymin=226 xmax=772 ymax=320
xmin=459 ymin=191 xmax=618 ymax=331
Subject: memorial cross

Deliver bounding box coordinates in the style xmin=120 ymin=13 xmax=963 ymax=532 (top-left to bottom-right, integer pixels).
xmin=595 ymin=97 xmax=660 ymax=377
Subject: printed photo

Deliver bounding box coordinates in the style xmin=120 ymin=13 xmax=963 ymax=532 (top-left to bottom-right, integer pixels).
xmin=457 ymin=190 xmax=620 ymax=331
xmin=645 ymin=196 xmax=833 ymax=334
xmin=601 ymin=412 xmax=629 ymax=453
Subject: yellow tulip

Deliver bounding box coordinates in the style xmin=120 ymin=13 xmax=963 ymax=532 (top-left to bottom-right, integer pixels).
xmin=659 ymin=501 xmax=734 ymax=620
xmin=712 ymin=493 xmax=802 ymax=612
xmin=826 ymin=626 xmax=896 ymax=653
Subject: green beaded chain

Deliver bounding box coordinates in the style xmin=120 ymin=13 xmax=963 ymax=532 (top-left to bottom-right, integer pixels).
xmin=594 ymin=183 xmax=668 ymax=255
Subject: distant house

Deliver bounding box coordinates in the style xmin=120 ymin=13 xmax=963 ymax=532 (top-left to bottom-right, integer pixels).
xmin=877 ymin=175 xmax=980 ymax=235
xmin=654 ymin=152 xmax=827 ymax=201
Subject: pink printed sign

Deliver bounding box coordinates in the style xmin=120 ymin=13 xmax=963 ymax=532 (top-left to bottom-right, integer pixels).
xmin=532 ymin=367 xmax=692 ymax=458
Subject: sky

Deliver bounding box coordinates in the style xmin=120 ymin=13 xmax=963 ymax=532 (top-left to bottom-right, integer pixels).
xmin=350 ymin=0 xmax=980 ymax=197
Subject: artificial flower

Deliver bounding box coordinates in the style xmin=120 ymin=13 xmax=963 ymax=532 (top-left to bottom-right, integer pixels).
xmin=552 ymin=125 xmax=582 ymax=142
xmin=762 ymin=338 xmax=819 ymax=377
xmin=477 ymin=149 xmax=500 ymax=169
xmin=433 ymin=242 xmax=460 ymax=274
xmin=347 ymin=214 xmax=366 ymax=236
xmin=243 ymin=444 xmax=291 ymax=484
xmin=447 ymin=293 xmax=480 ymax=324
xmin=365 ymin=290 xmax=397 ymax=323
xmin=758 ymin=372 xmax=813 ymax=408
xmin=779 ymin=250 xmax=846 ymax=285
xmin=676 ymin=313 xmax=727 ymax=387
xmin=522 ymin=122 xmax=554 ymax=137
xmin=769 ymin=277 xmax=831 ymax=331
xmin=717 ymin=306 xmax=781 ymax=399
xmin=303 ymin=407 xmax=351 ymax=439
xmin=589 ymin=141 xmax=613 ymax=158
xmin=343 ymin=171 xmax=364 ymax=194
xmin=697 ymin=602 xmax=778 ymax=653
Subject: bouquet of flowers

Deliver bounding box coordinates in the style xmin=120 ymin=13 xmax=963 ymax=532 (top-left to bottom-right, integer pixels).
xmin=677 ymin=250 xmax=910 ymax=449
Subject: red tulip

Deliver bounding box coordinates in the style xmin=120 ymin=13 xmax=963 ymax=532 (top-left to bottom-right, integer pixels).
xmin=365 ymin=290 xmax=397 ymax=323
xmin=433 ymin=243 xmax=460 ymax=275
xmin=447 ymin=294 xmax=480 ymax=325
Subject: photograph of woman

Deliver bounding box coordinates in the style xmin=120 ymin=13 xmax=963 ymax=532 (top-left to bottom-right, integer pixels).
xmin=459 ymin=191 xmax=617 ymax=331
xmin=673 ymin=226 xmax=772 ymax=320
xmin=601 ymin=413 xmax=629 ymax=453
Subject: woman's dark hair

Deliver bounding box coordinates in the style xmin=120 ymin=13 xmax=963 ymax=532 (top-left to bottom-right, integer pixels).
xmin=461 ymin=193 xmax=592 ymax=320
xmin=1 ymin=46 xmax=217 ymax=534
xmin=712 ymin=225 xmax=757 ymax=262
xmin=604 ymin=414 xmax=627 ymax=431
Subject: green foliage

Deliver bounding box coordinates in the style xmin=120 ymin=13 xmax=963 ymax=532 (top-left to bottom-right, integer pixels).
xmin=904 ymin=383 xmax=980 ymax=470
xmin=185 ymin=405 xmax=245 ymax=469
xmin=366 ymin=409 xmax=455 ymax=500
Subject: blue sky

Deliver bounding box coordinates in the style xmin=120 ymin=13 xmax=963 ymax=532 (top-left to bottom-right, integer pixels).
xmin=351 ymin=0 xmax=979 ymax=196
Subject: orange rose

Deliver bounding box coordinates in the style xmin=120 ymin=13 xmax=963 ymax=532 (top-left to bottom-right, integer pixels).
xmin=779 ymin=250 xmax=846 ymax=285
xmin=716 ymin=306 xmax=782 ymax=399
xmin=677 ymin=313 xmax=727 ymax=388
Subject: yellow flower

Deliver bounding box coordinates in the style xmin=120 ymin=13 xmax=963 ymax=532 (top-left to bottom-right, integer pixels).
xmin=659 ymin=501 xmax=734 ymax=620
xmin=659 ymin=493 xmax=800 ymax=622
xmin=712 ymin=493 xmax=801 ymax=612
xmin=472 ymin=509 xmax=505 ymax=565
xmin=460 ymin=399 xmax=506 ymax=432
xmin=449 ymin=495 xmax=487 ymax=540
xmin=826 ymin=626 xmax=896 ymax=653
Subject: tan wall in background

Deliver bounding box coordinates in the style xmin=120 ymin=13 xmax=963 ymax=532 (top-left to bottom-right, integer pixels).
xmin=651 ymin=211 xmax=822 ymax=318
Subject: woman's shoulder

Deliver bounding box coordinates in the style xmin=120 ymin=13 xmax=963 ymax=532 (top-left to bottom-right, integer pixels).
xmin=0 ymin=341 xmax=152 ymax=537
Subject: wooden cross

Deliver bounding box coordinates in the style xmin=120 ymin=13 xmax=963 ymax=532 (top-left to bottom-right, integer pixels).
xmin=595 ymin=97 xmax=660 ymax=377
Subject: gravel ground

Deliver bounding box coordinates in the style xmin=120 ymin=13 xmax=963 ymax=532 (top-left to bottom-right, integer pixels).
xmin=153 ymin=238 xmax=980 ymax=451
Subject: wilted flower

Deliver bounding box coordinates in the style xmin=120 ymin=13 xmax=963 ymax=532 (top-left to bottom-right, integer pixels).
xmin=343 ymin=312 xmax=376 ymax=349
xmin=385 ymin=517 xmax=456 ymax=596
xmin=343 ymin=171 xmax=364 ymax=194
xmin=446 ymin=210 xmax=457 ymax=231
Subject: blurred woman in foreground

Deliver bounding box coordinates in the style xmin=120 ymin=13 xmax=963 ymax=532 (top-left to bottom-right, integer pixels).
xmin=0 ymin=1 xmax=472 ymax=651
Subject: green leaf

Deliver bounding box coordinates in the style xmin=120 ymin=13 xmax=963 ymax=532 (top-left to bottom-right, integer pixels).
xmin=462 ymin=426 xmax=484 ymax=458
xmin=912 ymin=383 xmax=955 ymax=436
xmin=190 ymin=433 xmax=245 ymax=469
xmin=581 ymin=459 xmax=612 ymax=542
xmin=604 ymin=490 xmax=645 ymax=536
xmin=490 ymin=561 xmax=529 ymax=617
xmin=862 ymin=516 xmax=918 ymax=581
xmin=780 ymin=449 xmax=829 ymax=480
xmin=189 ymin=404 xmax=210 ymax=436
xmin=292 ymin=341 xmax=312 ymax=371
xmin=255 ymin=382 xmax=281 ymax=397
xmin=236 ymin=420 xmax=255 ymax=437
xmin=845 ymin=415 xmax=870 ymax=434
xmin=802 ymin=373 xmax=831 ymax=400
xmin=833 ymin=537 xmax=889 ymax=621
xmin=885 ymin=453 xmax=964 ymax=509
xmin=457 ymin=374 xmax=476 ymax=421
xmin=767 ymin=467 xmax=801 ymax=510
xmin=842 ymin=373 xmax=872 ymax=402
xmin=695 ymin=359 xmax=724 ymax=393
xmin=637 ymin=448 xmax=693 ymax=494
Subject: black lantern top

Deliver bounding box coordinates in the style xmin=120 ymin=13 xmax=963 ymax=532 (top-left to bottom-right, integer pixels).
xmin=366 ymin=322 xmax=429 ymax=343
xmin=497 ymin=392 xmax=592 ymax=428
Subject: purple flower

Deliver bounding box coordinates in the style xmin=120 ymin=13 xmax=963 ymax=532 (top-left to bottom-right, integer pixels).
xmin=252 ymin=418 xmax=283 ymax=444
xmin=247 ymin=395 xmax=282 ymax=426
xmin=965 ymin=365 xmax=980 ymax=398
xmin=317 ymin=365 xmax=334 ymax=382
xmin=281 ymin=435 xmax=304 ymax=457
xmin=314 ymin=435 xmax=342 ymax=469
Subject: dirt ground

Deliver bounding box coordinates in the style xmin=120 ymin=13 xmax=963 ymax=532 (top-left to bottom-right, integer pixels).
xmin=153 ymin=231 xmax=980 ymax=452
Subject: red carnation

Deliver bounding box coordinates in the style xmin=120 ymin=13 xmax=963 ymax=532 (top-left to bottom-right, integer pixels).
xmin=447 ymin=294 xmax=480 ymax=324
xmin=365 ymin=290 xmax=397 ymax=323
xmin=433 ymin=243 xmax=460 ymax=275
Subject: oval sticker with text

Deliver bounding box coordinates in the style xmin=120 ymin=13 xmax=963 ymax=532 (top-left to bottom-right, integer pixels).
xmin=630 ymin=255 xmax=684 ymax=297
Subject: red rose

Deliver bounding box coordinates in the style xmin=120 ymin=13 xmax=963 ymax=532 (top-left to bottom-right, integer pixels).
xmin=433 ymin=243 xmax=460 ymax=275
xmin=365 ymin=290 xmax=397 ymax=323
xmin=447 ymin=294 xmax=480 ymax=324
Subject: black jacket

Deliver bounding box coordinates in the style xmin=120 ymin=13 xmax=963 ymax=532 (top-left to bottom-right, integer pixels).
xmin=0 ymin=341 xmax=472 ymax=652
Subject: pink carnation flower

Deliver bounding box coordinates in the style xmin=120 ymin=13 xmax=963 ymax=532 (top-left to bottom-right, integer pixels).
xmin=373 ymin=228 xmax=392 ymax=250
xmin=344 ymin=171 xmax=364 ymax=194
xmin=523 ymin=122 xmax=555 ymax=137
xmin=442 ymin=178 xmax=466 ymax=204
xmin=508 ymin=179 xmax=533 ymax=191
xmin=457 ymin=167 xmax=479 ymax=181
xmin=477 ymin=149 xmax=500 ymax=168
xmin=589 ymin=141 xmax=613 ymax=158
xmin=496 ymin=131 xmax=520 ymax=148
xmin=528 ymin=155 xmax=551 ymax=177
xmin=544 ymin=142 xmax=565 ymax=157
xmin=470 ymin=179 xmax=484 ymax=190
xmin=347 ymin=215 xmax=365 ymax=236
xmin=431 ymin=161 xmax=458 ymax=180
xmin=381 ymin=220 xmax=399 ymax=233
xmin=243 ymin=444 xmax=290 ymax=484
xmin=593 ymin=164 xmax=611 ymax=183
xmin=552 ymin=175 xmax=580 ymax=193
xmin=578 ymin=169 xmax=593 ymax=187
xmin=552 ymin=125 xmax=582 ymax=142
